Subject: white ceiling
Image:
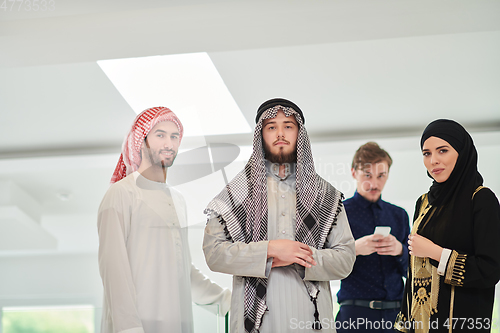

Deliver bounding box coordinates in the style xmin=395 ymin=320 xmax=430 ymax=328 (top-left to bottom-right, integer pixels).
xmin=0 ymin=0 xmax=499 ymax=255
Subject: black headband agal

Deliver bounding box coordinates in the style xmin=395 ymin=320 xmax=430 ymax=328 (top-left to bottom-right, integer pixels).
xmin=255 ymin=98 xmax=305 ymax=124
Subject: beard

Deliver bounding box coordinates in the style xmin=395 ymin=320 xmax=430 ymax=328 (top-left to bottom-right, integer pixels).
xmin=263 ymin=142 xmax=297 ymax=164
xmin=145 ymin=147 xmax=177 ymax=168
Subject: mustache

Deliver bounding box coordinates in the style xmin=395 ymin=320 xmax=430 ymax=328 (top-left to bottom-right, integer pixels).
xmin=273 ymin=139 xmax=290 ymax=145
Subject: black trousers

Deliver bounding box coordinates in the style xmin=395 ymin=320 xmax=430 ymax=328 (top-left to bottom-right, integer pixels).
xmin=335 ymin=304 xmax=400 ymax=333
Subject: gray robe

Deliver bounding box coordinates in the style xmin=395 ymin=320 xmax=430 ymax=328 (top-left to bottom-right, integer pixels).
xmin=203 ymin=163 xmax=355 ymax=333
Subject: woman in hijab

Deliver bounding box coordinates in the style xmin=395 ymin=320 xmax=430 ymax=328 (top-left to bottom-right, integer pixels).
xmin=395 ymin=119 xmax=500 ymax=332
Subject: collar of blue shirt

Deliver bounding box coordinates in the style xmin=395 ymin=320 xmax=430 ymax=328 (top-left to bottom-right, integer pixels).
xmin=353 ymin=191 xmax=383 ymax=209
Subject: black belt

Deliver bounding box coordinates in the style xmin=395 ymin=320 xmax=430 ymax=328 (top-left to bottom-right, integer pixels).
xmin=340 ymin=299 xmax=401 ymax=310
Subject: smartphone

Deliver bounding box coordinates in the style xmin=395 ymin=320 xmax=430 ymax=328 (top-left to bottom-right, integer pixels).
xmin=373 ymin=226 xmax=391 ymax=237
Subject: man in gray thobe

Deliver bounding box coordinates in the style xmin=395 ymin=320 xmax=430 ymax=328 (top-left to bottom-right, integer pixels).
xmin=203 ymin=98 xmax=355 ymax=333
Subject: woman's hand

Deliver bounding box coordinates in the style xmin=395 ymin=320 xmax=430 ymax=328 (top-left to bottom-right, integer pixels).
xmin=408 ymin=234 xmax=443 ymax=261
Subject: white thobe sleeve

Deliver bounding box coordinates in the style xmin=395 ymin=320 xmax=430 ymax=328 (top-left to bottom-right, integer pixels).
xmin=304 ymin=206 xmax=356 ymax=281
xmin=190 ymin=264 xmax=232 ymax=315
xmin=203 ymin=214 xmax=270 ymax=278
xmin=98 ymin=185 xmax=145 ymax=333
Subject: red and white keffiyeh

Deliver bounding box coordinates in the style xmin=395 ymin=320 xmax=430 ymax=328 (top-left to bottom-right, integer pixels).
xmin=110 ymin=106 xmax=184 ymax=184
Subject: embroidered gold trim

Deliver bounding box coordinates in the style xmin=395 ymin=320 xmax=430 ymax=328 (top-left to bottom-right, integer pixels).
xmin=410 ymin=258 xmax=439 ymax=332
xmin=445 ymin=250 xmax=466 ymax=286
xmin=409 ymin=194 xmax=440 ymax=332
xmin=394 ymin=312 xmax=409 ymax=333
xmin=445 ymin=250 xmax=458 ymax=283
xmin=472 ymin=186 xmax=486 ymax=200
xmin=448 ymin=285 xmax=456 ymax=333
xmin=410 ymin=195 xmax=432 ymax=234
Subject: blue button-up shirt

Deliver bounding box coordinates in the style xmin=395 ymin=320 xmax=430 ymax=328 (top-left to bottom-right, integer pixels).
xmin=337 ymin=191 xmax=410 ymax=302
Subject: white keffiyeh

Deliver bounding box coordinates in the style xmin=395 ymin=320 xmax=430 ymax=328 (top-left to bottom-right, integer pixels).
xmin=205 ymin=105 xmax=343 ymax=333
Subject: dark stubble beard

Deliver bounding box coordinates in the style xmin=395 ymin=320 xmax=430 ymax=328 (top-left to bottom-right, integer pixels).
xmin=144 ymin=140 xmax=177 ymax=168
xmin=263 ymin=142 xmax=297 ymax=164
xmin=153 ymin=149 xmax=177 ymax=168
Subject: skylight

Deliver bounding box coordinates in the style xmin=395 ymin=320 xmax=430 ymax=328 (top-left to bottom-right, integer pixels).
xmin=97 ymin=52 xmax=251 ymax=137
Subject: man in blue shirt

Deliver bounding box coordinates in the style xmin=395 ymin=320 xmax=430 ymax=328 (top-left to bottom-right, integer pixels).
xmin=336 ymin=142 xmax=409 ymax=332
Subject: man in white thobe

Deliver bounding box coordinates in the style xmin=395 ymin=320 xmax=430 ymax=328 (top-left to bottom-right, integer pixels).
xmin=98 ymin=106 xmax=230 ymax=333
xmin=203 ymin=99 xmax=355 ymax=333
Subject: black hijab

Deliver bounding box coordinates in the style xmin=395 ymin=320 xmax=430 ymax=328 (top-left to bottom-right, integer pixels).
xmin=418 ymin=119 xmax=483 ymax=245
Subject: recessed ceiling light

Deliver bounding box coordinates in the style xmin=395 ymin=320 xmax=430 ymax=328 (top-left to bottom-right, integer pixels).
xmin=97 ymin=53 xmax=251 ymax=137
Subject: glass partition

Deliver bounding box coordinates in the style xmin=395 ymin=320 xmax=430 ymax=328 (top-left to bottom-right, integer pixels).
xmin=2 ymin=305 xmax=94 ymax=333
xmin=1 ymin=304 xmax=228 ymax=333
xmin=193 ymin=303 xmax=225 ymax=333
